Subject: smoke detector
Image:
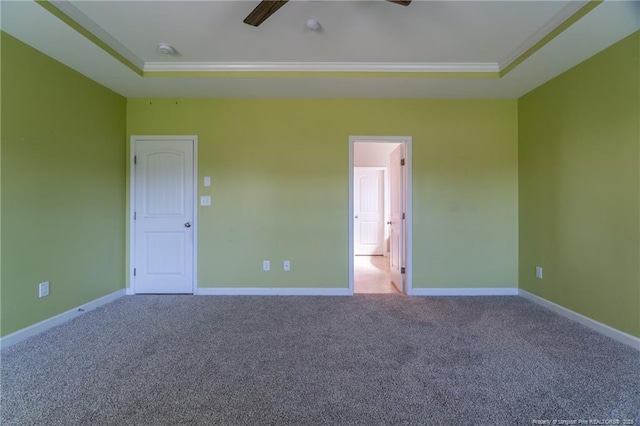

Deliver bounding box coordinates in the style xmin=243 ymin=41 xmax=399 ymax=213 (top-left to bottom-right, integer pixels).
xmin=305 ymin=19 xmax=321 ymax=31
xmin=157 ymin=43 xmax=177 ymax=55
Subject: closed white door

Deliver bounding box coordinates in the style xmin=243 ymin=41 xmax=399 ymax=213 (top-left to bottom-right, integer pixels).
xmin=354 ymin=168 xmax=384 ymax=255
xmin=133 ymin=139 xmax=195 ymax=294
xmin=389 ymin=145 xmax=405 ymax=292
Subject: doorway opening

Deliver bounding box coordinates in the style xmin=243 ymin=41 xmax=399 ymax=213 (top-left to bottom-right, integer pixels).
xmin=349 ymin=137 xmax=412 ymax=295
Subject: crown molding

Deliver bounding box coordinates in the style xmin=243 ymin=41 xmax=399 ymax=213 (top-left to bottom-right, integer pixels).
xmin=499 ymin=1 xmax=589 ymax=70
xmin=35 ymin=0 xmax=603 ymax=80
xmin=38 ymin=0 xmax=144 ymax=74
xmin=143 ymin=61 xmax=500 ymax=74
xmin=499 ymin=0 xmax=603 ymax=76
xmin=49 ymin=0 xmax=144 ymax=70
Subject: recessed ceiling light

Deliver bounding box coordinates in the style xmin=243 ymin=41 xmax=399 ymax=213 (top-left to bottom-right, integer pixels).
xmin=157 ymin=43 xmax=177 ymax=55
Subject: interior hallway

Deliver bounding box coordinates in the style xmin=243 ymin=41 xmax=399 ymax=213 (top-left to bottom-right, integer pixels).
xmin=354 ymin=255 xmax=399 ymax=294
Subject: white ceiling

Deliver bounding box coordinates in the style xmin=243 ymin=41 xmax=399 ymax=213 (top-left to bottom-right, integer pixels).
xmin=70 ymin=0 xmax=570 ymax=63
xmin=1 ymin=0 xmax=639 ymax=98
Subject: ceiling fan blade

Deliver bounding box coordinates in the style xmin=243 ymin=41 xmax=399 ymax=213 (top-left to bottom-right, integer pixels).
xmin=387 ymin=0 xmax=412 ymax=5
xmin=244 ymin=0 xmax=289 ymax=27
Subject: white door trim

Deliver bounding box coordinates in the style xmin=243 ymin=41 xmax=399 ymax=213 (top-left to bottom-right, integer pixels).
xmin=349 ymin=136 xmax=413 ymax=295
xmin=129 ymin=135 xmax=198 ymax=295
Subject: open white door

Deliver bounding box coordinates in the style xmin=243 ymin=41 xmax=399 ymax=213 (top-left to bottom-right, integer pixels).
xmin=354 ymin=168 xmax=385 ymax=255
xmin=133 ymin=138 xmax=195 ymax=294
xmin=389 ymin=144 xmax=405 ymax=292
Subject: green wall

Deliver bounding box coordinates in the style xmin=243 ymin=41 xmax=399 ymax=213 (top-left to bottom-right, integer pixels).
xmin=1 ymin=33 xmax=127 ymax=336
xmin=0 ymin=32 xmax=4 ymax=331
xmin=518 ymin=32 xmax=640 ymax=337
xmin=3 ymin=27 xmax=637 ymax=339
xmin=127 ymin=99 xmax=518 ymax=289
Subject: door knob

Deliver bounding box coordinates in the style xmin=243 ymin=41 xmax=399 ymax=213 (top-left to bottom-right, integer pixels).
xmin=387 ymin=221 xmax=392 ymax=225
xmin=184 ymin=222 xmax=191 ymax=228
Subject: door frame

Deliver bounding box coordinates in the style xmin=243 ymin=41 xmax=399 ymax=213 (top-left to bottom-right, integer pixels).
xmin=128 ymin=135 xmax=199 ymax=295
xmin=349 ymin=136 xmax=413 ymax=295
xmin=353 ymin=166 xmax=387 ymax=256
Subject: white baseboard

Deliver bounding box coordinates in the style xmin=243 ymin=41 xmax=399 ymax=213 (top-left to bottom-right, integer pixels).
xmin=126 ymin=287 xmax=134 ymax=295
xmin=410 ymin=287 xmax=519 ymax=296
xmin=519 ymin=290 xmax=640 ymax=350
xmin=0 ymin=289 xmax=126 ymax=350
xmin=196 ymin=287 xmax=352 ymax=296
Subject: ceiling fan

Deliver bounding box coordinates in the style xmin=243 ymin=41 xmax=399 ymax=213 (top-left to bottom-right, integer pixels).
xmin=243 ymin=0 xmax=411 ymax=27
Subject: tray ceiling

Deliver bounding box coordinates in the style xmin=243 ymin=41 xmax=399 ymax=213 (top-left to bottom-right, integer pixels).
xmin=1 ymin=0 xmax=638 ymax=98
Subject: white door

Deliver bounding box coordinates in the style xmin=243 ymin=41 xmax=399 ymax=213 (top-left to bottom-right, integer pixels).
xmin=389 ymin=144 xmax=405 ymax=292
xmin=133 ymin=138 xmax=195 ymax=294
xmin=354 ymin=168 xmax=385 ymax=255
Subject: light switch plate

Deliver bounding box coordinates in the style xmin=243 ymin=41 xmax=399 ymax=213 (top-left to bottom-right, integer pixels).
xmin=204 ymin=176 xmax=211 ymax=187
xmin=39 ymin=281 xmax=50 ymax=298
xmin=200 ymin=196 xmax=211 ymax=206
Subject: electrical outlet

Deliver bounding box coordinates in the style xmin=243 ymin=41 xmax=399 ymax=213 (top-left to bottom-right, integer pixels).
xmin=39 ymin=281 xmax=50 ymax=298
xmin=536 ymin=266 xmax=543 ymax=279
xmin=263 ymin=260 xmax=270 ymax=271
xmin=283 ymin=260 xmax=290 ymax=271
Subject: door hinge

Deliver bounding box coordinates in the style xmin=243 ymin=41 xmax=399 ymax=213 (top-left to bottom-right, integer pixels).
xmin=133 ymin=268 xmax=136 ymax=277
xmin=402 ymin=212 xmax=406 ymax=220
xmin=134 ymin=212 xmax=137 ymax=220
xmin=400 ymin=158 xmax=405 ymax=166
xmin=134 ymin=155 xmax=137 ymax=165
xmin=401 ymin=266 xmax=406 ymax=274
